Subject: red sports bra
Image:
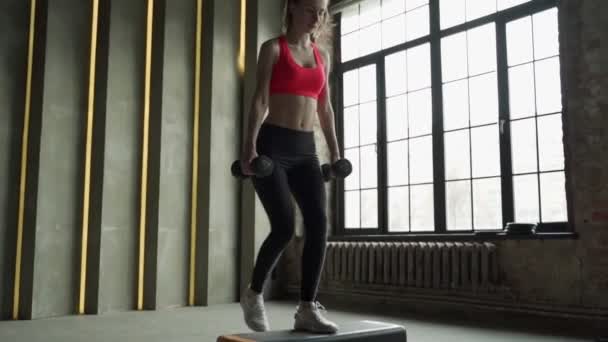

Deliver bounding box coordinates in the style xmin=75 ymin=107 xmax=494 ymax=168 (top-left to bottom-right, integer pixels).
xmin=269 ymin=36 xmax=326 ymax=101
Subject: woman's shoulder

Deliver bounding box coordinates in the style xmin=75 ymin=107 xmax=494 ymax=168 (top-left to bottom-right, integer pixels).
xmin=261 ymin=36 xmax=283 ymax=51
xmin=257 ymin=37 xmax=282 ymax=66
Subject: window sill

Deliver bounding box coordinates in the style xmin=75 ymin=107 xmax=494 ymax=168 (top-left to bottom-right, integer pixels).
xmin=328 ymin=231 xmax=578 ymax=242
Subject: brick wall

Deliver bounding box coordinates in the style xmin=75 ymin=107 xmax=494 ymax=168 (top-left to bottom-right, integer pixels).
xmin=278 ymin=0 xmax=608 ymax=325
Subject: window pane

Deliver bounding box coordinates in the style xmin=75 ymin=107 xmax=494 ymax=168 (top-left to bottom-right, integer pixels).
xmin=360 ymin=65 xmax=377 ymax=103
xmin=513 ymin=174 xmax=539 ymax=223
xmin=473 ymin=177 xmax=502 ymax=229
xmin=406 ymin=0 xmax=428 ymax=11
xmin=408 ymin=88 xmax=432 ymax=136
xmin=535 ymin=57 xmax=562 ymax=115
xmin=341 ymin=31 xmax=360 ymax=62
xmin=510 ymin=118 xmax=537 ymax=174
xmin=533 ymin=8 xmax=559 ymax=60
xmin=345 ymin=148 xmax=360 ymax=190
xmin=441 ymin=32 xmax=468 ymax=82
xmin=388 ymin=140 xmax=409 ymax=186
xmin=443 ymin=79 xmax=469 ymax=130
xmin=382 ymin=0 xmax=405 ymax=19
xmin=444 ymin=130 xmax=471 ymax=180
xmin=440 ymin=0 xmax=465 ymax=29
xmin=498 ymin=0 xmax=530 ymax=11
xmin=507 ymin=16 xmax=533 ymax=66
xmin=382 ymin=14 xmax=406 ymax=49
xmin=471 ymin=125 xmax=500 ymax=178
xmin=467 ymin=23 xmax=496 ymax=76
xmin=540 ymin=172 xmax=567 ymax=222
xmin=409 ymin=136 xmax=433 ymax=184
xmin=509 ymin=63 xmax=535 ymax=119
xmin=343 ymin=70 xmax=359 ymax=106
xmin=389 ymin=186 xmax=409 ymax=232
xmin=466 ymin=0 xmax=496 ymax=21
xmin=386 ymin=95 xmax=408 ymax=141
xmin=538 ymin=114 xmax=564 ymax=171
xmin=361 ymin=189 xmax=378 ymax=227
xmin=344 ymin=105 xmax=359 ymax=148
xmin=345 ymin=190 xmax=360 ymax=228
xmin=385 ymin=51 xmax=407 ymax=97
xmin=406 ymin=5 xmax=429 ymax=41
xmin=360 ymin=101 xmax=377 ymax=145
xmin=469 ymin=72 xmax=498 ymax=126
xmin=446 ymin=180 xmax=472 ymax=230
xmin=407 ymin=43 xmax=431 ymax=91
xmin=359 ymin=24 xmax=382 ymax=57
xmin=360 ymin=145 xmax=378 ymax=188
xmin=410 ymin=184 xmax=434 ymax=231
xmin=341 ymin=5 xmax=359 ymax=34
xmin=359 ymin=0 xmax=381 ymax=27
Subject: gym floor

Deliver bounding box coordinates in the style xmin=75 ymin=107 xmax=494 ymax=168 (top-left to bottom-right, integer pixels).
xmin=0 ymin=301 xmax=590 ymax=342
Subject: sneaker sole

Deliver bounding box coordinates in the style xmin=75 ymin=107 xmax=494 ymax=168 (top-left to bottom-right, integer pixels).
xmin=293 ymin=322 xmax=338 ymax=334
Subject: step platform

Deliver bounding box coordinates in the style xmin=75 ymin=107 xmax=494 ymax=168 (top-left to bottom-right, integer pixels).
xmin=217 ymin=320 xmax=407 ymax=342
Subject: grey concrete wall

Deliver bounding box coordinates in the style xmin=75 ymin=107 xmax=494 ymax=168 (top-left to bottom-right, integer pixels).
xmin=30 ymin=0 xmax=89 ymax=318
xmin=0 ymin=0 xmax=29 ymax=319
xmin=199 ymin=0 xmax=242 ymax=304
xmin=155 ymin=0 xmax=195 ymax=309
xmin=98 ymin=0 xmax=145 ymax=313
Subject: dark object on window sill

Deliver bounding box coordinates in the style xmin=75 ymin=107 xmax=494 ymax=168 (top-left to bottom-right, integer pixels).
xmin=504 ymin=222 xmax=536 ymax=235
xmin=535 ymin=221 xmax=571 ymax=233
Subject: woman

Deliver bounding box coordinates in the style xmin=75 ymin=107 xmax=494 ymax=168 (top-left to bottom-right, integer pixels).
xmin=239 ymin=0 xmax=340 ymax=334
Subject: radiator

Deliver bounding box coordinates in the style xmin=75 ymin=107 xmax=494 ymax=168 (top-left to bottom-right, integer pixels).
xmin=322 ymin=242 xmax=499 ymax=291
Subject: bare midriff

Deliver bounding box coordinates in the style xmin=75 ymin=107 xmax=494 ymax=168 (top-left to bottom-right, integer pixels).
xmin=265 ymin=93 xmax=318 ymax=132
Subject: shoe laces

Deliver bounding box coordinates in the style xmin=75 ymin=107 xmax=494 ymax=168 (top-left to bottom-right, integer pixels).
xmin=298 ymin=301 xmax=327 ymax=312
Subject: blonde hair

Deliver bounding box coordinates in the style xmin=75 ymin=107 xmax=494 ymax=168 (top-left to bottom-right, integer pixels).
xmin=282 ymin=0 xmax=335 ymax=57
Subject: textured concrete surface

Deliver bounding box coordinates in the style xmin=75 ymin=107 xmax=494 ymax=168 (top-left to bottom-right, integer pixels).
xmin=98 ymin=0 xmax=145 ymax=314
xmin=155 ymin=0 xmax=196 ymax=309
xmin=0 ymin=301 xmax=588 ymax=342
xmin=196 ymin=0 xmax=242 ymax=305
xmin=0 ymin=0 xmax=29 ymax=319
xmin=30 ymin=0 xmax=89 ymax=319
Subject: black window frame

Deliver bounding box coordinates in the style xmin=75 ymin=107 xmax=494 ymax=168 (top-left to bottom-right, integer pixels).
xmin=331 ymin=0 xmax=576 ymax=241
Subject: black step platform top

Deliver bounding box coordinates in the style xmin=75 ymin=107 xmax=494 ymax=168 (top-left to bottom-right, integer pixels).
xmin=217 ymin=320 xmax=407 ymax=342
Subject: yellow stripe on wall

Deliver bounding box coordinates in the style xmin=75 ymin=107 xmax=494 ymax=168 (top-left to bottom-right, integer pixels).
xmin=237 ymin=0 xmax=246 ymax=75
xmin=79 ymin=0 xmax=100 ymax=315
xmin=138 ymin=0 xmax=154 ymax=311
xmin=13 ymin=0 xmax=37 ymax=320
xmin=189 ymin=0 xmax=202 ymax=306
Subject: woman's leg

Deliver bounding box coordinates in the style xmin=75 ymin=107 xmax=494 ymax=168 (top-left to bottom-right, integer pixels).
xmin=288 ymin=157 xmax=338 ymax=334
xmin=249 ymin=163 xmax=296 ymax=293
xmin=287 ymin=157 xmax=328 ymax=302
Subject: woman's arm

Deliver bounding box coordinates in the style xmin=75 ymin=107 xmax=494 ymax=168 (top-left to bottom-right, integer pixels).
xmin=243 ymin=39 xmax=278 ymax=153
xmin=317 ymin=50 xmax=341 ymax=163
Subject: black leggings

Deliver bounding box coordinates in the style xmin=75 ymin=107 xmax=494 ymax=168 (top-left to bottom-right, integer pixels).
xmin=249 ymin=123 xmax=327 ymax=302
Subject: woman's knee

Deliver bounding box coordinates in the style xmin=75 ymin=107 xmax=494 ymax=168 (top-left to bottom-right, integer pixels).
xmin=268 ymin=222 xmax=295 ymax=245
xmin=303 ymin=207 xmax=327 ymax=235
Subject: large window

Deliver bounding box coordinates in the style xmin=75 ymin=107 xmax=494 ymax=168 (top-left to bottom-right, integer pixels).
xmin=334 ymin=0 xmax=567 ymax=236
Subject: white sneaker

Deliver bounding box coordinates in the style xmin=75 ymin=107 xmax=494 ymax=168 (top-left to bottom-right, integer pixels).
xmin=293 ymin=301 xmax=339 ymax=334
xmin=239 ymin=287 xmax=270 ymax=332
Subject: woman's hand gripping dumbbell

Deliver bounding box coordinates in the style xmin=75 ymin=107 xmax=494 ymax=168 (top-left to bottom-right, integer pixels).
xmin=231 ymin=155 xmax=274 ymax=179
xmin=321 ymin=158 xmax=353 ymax=182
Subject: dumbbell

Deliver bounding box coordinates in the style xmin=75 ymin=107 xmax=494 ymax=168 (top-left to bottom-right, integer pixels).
xmin=321 ymin=159 xmax=352 ymax=182
xmin=231 ymin=155 xmax=274 ymax=179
